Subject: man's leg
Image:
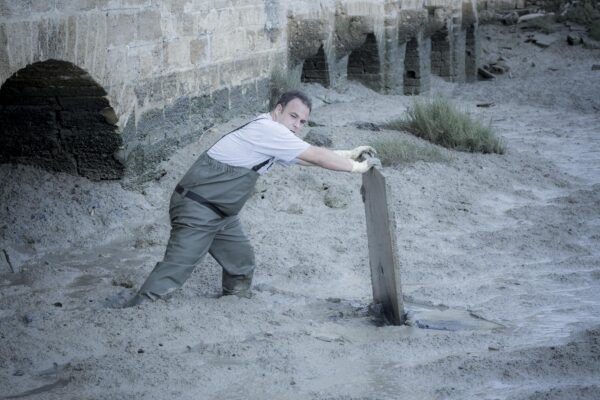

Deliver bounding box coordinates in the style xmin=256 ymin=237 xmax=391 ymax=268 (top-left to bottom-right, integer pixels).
xmin=208 ymin=216 xmax=255 ymax=297
xmin=124 ymin=198 xmax=225 ymax=307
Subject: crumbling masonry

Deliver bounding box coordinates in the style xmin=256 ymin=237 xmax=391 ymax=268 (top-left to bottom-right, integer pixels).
xmin=0 ymin=0 xmax=489 ymax=182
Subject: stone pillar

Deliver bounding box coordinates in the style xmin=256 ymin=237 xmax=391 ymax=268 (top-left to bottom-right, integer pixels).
xmin=463 ymin=0 xmax=479 ymax=82
xmin=403 ymin=32 xmax=430 ymax=95
xmin=382 ymin=0 xmax=402 ymax=94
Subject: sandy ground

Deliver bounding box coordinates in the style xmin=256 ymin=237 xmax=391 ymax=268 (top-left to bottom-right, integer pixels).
xmin=1 ymin=22 xmax=600 ymax=399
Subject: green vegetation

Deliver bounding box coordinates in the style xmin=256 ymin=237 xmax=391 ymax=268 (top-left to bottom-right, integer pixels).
xmin=385 ymin=97 xmax=505 ymax=154
xmin=369 ymin=138 xmax=448 ymax=166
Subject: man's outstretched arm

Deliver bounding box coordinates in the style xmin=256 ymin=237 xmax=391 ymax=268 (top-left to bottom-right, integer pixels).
xmin=297 ymin=146 xmax=380 ymax=173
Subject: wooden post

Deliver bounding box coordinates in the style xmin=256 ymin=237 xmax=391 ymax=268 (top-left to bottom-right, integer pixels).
xmin=361 ymin=165 xmax=405 ymax=325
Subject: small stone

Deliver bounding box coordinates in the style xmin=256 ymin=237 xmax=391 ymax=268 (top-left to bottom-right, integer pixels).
xmin=354 ymin=121 xmax=381 ymax=131
xmin=567 ymin=34 xmax=583 ymax=46
xmin=13 ymin=370 xmax=24 ymax=376
xmin=592 ymin=65 xmax=600 ymax=71
xmin=53 ymin=302 xmax=63 ymax=308
xmin=137 ymin=349 xmax=144 ymax=354
xmin=22 ymin=314 xmax=34 ymax=324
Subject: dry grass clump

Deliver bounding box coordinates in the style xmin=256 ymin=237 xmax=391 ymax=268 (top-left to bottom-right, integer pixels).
xmin=385 ymin=98 xmax=505 ymax=154
xmin=370 ymin=138 xmax=448 ymax=166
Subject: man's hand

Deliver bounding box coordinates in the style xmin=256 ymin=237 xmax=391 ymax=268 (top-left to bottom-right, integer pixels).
xmin=334 ymin=145 xmax=377 ymax=161
xmin=351 ymin=157 xmax=382 ymax=173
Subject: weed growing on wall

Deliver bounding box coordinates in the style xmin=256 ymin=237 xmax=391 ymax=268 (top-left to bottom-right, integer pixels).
xmin=385 ymin=97 xmax=505 ymax=154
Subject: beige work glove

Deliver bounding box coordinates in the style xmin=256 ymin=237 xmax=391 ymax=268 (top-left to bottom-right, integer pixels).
xmin=351 ymin=157 xmax=382 ymax=173
xmin=334 ymin=145 xmax=377 ymax=161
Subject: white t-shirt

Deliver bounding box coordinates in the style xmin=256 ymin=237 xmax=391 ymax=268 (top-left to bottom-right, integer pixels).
xmin=207 ymin=113 xmax=310 ymax=174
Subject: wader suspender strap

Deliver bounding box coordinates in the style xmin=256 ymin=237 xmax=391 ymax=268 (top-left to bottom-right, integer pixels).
xmin=208 ymin=116 xmax=274 ymax=172
xmin=174 ymin=185 xmax=228 ymax=218
xmin=177 ymin=116 xmax=273 ymax=217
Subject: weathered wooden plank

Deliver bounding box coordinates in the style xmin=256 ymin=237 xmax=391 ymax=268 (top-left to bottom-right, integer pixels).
xmin=361 ymin=166 xmax=404 ymax=325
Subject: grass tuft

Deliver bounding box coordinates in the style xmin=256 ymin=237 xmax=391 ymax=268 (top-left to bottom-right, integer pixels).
xmin=370 ymin=138 xmax=448 ymax=166
xmin=385 ymin=97 xmax=505 ymax=154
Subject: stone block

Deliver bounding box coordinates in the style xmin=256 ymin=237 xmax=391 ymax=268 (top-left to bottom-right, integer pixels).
xmin=0 ymin=0 xmax=32 ymax=18
xmin=137 ymin=10 xmax=162 ymax=42
xmin=65 ymin=15 xmax=77 ymax=62
xmin=107 ymin=13 xmax=136 ymax=47
xmin=165 ymin=38 xmax=190 ymax=70
xmin=31 ymin=0 xmax=53 ymax=13
xmin=130 ymin=43 xmax=162 ymax=81
xmin=161 ymin=73 xmax=178 ymax=100
xmin=190 ymin=36 xmax=209 ymax=65
xmin=0 ymin=25 xmax=9 ymax=81
xmin=180 ymin=13 xmax=195 ymax=36
xmin=137 ymin=107 xmax=165 ymax=144
xmin=211 ymin=87 xmax=230 ymax=123
xmin=55 ymin=0 xmax=101 ymax=12
xmin=75 ymin=14 xmax=88 ymax=67
xmin=48 ymin=18 xmax=68 ymax=60
xmin=229 ymin=83 xmax=259 ymax=115
xmin=105 ymin=47 xmax=128 ymax=85
xmin=189 ymin=94 xmax=216 ymax=133
xmin=163 ymin=96 xmax=191 ymax=138
xmin=219 ymin=62 xmax=236 ymax=86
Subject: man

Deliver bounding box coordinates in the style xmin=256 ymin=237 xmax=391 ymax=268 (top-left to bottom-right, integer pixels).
xmin=124 ymin=90 xmax=380 ymax=307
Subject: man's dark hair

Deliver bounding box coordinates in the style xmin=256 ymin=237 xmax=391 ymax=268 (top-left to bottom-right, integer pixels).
xmin=274 ymin=90 xmax=312 ymax=112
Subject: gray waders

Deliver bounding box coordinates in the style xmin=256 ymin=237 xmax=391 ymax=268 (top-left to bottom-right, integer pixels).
xmin=126 ymin=153 xmax=261 ymax=306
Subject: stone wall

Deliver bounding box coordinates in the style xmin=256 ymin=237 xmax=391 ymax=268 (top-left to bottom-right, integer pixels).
xmin=0 ymin=0 xmax=488 ymax=182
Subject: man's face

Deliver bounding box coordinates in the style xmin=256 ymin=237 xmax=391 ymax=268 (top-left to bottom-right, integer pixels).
xmin=272 ymin=98 xmax=310 ymax=135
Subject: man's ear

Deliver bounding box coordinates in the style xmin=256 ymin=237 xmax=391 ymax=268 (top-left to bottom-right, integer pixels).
xmin=274 ymin=104 xmax=283 ymax=115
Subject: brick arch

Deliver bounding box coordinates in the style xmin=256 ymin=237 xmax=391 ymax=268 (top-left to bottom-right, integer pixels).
xmin=0 ymin=60 xmax=124 ymax=180
xmin=301 ymin=44 xmax=330 ymax=87
xmin=347 ymin=33 xmax=382 ymax=91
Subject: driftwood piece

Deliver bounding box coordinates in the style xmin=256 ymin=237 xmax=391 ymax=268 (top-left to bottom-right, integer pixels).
xmin=361 ymin=166 xmax=404 ymax=325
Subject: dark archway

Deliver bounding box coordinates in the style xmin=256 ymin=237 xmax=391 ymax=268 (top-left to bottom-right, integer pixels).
xmin=301 ymin=45 xmax=330 ymax=87
xmin=347 ymin=33 xmax=381 ymax=91
xmin=0 ymin=60 xmax=123 ymax=180
xmin=404 ymin=38 xmax=421 ymax=95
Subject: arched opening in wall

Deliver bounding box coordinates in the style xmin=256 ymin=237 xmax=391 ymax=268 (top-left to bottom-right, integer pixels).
xmin=404 ymin=38 xmax=421 ymax=95
xmin=465 ymin=25 xmax=477 ymax=81
xmin=431 ymin=29 xmax=452 ymax=78
xmin=0 ymin=60 xmax=123 ymax=181
xmin=301 ymin=45 xmax=330 ymax=87
xmin=347 ymin=33 xmax=381 ymax=91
